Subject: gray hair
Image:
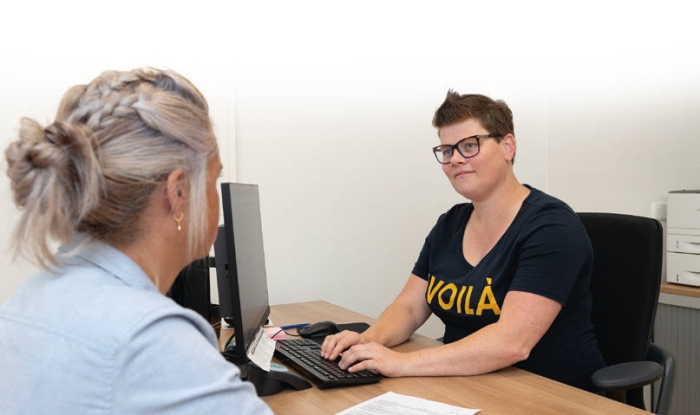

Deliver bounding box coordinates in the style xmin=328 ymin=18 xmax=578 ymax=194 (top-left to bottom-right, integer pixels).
xmin=5 ymin=68 xmax=218 ymax=268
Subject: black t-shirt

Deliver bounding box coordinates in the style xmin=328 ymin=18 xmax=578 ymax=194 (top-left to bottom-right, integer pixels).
xmin=412 ymin=186 xmax=605 ymax=390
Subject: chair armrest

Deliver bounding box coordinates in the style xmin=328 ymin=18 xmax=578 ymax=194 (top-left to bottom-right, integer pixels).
xmin=591 ymin=361 xmax=663 ymax=390
xmin=647 ymin=343 xmax=675 ymax=415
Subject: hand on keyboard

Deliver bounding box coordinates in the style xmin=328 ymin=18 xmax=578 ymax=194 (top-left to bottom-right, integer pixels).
xmin=274 ymin=338 xmax=381 ymax=389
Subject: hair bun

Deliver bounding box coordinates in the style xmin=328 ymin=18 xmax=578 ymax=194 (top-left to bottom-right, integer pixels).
xmin=4 ymin=117 xmax=103 ymax=266
xmin=6 ymin=67 xmax=216 ymax=268
xmin=24 ymin=120 xmax=70 ymax=169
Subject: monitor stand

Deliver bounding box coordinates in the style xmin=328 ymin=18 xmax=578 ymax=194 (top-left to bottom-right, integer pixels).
xmin=245 ymin=362 xmax=312 ymax=396
xmin=222 ymin=339 xmax=311 ymax=395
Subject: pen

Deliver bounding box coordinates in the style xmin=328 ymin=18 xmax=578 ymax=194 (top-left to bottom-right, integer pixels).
xmin=279 ymin=323 xmax=310 ymax=330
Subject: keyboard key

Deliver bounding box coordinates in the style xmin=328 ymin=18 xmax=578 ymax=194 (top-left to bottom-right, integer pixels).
xmin=274 ymin=339 xmax=381 ymax=389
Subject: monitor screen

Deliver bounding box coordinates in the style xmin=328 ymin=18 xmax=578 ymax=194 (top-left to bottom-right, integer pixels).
xmin=214 ymin=182 xmax=270 ymax=365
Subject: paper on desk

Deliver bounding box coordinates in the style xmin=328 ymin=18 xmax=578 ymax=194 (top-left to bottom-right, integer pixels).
xmin=335 ymin=392 xmax=480 ymax=415
xmin=246 ymin=327 xmax=276 ymax=371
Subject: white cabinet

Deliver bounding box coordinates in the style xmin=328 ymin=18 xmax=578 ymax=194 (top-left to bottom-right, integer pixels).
xmin=667 ymin=191 xmax=700 ymax=286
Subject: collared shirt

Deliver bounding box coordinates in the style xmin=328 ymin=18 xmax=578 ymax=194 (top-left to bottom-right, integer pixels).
xmin=0 ymin=238 xmax=272 ymax=414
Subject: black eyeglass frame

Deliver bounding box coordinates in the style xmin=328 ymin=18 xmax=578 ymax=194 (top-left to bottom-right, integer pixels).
xmin=432 ymin=134 xmax=502 ymax=164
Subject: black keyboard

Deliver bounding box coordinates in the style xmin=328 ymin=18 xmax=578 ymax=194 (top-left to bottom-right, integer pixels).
xmin=274 ymin=338 xmax=381 ymax=389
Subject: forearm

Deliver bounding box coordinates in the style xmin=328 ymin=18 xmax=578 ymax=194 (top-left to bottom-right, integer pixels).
xmin=397 ymin=322 xmax=529 ymax=377
xmin=359 ymin=274 xmax=431 ymax=347
xmin=361 ymin=301 xmax=429 ymax=348
xmin=395 ymin=291 xmax=561 ymax=377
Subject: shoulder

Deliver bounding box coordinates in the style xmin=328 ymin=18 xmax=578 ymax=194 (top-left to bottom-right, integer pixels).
xmin=20 ymin=259 xmax=215 ymax=353
xmin=59 ymin=240 xmax=217 ymax=346
xmin=446 ymin=202 xmax=472 ymax=215
xmin=435 ymin=202 xmax=472 ymax=227
xmin=100 ymin=283 xmax=216 ymax=349
xmin=514 ymin=187 xmax=590 ymax=252
xmin=425 ymin=202 xmax=472 ymax=240
xmin=520 ymin=187 xmax=582 ymax=229
xmin=516 ymin=187 xmax=591 ymax=254
xmin=523 ymin=187 xmax=575 ymax=215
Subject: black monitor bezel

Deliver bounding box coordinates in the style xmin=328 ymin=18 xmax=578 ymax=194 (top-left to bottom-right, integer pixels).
xmin=216 ymin=182 xmax=271 ymax=364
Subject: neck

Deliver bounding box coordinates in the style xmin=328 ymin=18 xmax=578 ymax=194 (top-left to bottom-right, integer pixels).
xmin=118 ymin=240 xmax=180 ymax=294
xmin=114 ymin=182 xmax=193 ymax=294
xmin=471 ymin=177 xmax=530 ymax=224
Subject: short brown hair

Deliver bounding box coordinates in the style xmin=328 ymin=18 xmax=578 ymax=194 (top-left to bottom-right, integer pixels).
xmin=432 ymin=91 xmax=514 ymax=138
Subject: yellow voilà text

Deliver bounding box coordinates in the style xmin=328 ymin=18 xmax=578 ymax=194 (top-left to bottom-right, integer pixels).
xmin=426 ymin=274 xmax=502 ymax=316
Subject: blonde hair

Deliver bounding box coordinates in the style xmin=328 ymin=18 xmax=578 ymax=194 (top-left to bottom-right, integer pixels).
xmin=5 ymin=68 xmax=217 ymax=268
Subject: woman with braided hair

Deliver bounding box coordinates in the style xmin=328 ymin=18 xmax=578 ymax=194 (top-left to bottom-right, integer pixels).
xmin=0 ymin=68 xmax=271 ymax=414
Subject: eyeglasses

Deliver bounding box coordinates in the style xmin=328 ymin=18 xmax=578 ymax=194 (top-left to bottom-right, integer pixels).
xmin=432 ymin=134 xmax=501 ymax=164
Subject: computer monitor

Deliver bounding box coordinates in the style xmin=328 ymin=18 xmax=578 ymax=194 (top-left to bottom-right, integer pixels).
xmin=214 ymin=182 xmax=271 ymax=366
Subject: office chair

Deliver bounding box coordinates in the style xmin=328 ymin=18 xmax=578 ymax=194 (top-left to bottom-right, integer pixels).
xmin=578 ymin=212 xmax=675 ymax=415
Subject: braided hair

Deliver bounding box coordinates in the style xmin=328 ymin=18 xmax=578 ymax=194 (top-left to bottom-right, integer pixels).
xmin=5 ymin=68 xmax=218 ymax=268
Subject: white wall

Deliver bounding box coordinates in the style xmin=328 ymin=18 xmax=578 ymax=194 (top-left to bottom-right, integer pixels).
xmin=1 ymin=2 xmax=699 ymax=339
xmin=0 ymin=0 xmax=237 ymax=300
xmin=230 ymin=3 xmax=700 ymax=337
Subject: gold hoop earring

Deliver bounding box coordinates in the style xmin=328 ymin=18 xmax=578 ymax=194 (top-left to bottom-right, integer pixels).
xmin=173 ymin=212 xmax=184 ymax=231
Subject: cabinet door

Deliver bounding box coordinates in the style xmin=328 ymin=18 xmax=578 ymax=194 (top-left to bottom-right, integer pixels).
xmin=667 ymin=252 xmax=700 ymax=285
xmin=668 ymin=234 xmax=700 ymax=255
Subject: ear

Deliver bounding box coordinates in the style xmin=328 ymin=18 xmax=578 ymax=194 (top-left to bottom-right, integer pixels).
xmin=166 ymin=168 xmax=189 ymax=215
xmin=501 ymin=134 xmax=516 ymax=163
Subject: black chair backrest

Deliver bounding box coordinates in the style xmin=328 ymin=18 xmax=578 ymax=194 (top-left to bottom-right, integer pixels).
xmin=577 ymin=212 xmax=663 ymax=366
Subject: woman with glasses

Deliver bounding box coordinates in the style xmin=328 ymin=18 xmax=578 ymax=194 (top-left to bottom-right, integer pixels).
xmin=321 ymin=91 xmax=604 ymax=391
xmin=0 ymin=68 xmax=271 ymax=414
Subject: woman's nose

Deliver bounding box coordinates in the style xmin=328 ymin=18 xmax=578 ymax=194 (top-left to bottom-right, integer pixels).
xmin=450 ymin=150 xmax=468 ymax=165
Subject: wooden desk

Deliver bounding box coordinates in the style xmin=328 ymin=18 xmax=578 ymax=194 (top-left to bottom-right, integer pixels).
xmin=660 ymin=281 xmax=700 ymax=298
xmin=220 ymin=301 xmax=647 ymax=415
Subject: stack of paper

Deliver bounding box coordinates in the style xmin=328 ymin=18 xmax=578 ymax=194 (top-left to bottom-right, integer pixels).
xmin=335 ymin=391 xmax=480 ymax=415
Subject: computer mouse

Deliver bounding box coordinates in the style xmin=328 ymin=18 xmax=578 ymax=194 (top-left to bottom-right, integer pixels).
xmin=298 ymin=320 xmax=340 ymax=338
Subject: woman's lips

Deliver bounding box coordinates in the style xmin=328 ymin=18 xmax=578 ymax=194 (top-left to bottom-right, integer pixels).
xmin=455 ymin=170 xmax=473 ymax=178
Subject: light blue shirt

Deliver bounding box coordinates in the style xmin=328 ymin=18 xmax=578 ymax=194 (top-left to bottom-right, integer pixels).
xmin=0 ymin=239 xmax=272 ymax=414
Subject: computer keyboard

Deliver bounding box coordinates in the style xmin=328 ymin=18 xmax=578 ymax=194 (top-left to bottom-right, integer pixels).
xmin=274 ymin=338 xmax=381 ymax=389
